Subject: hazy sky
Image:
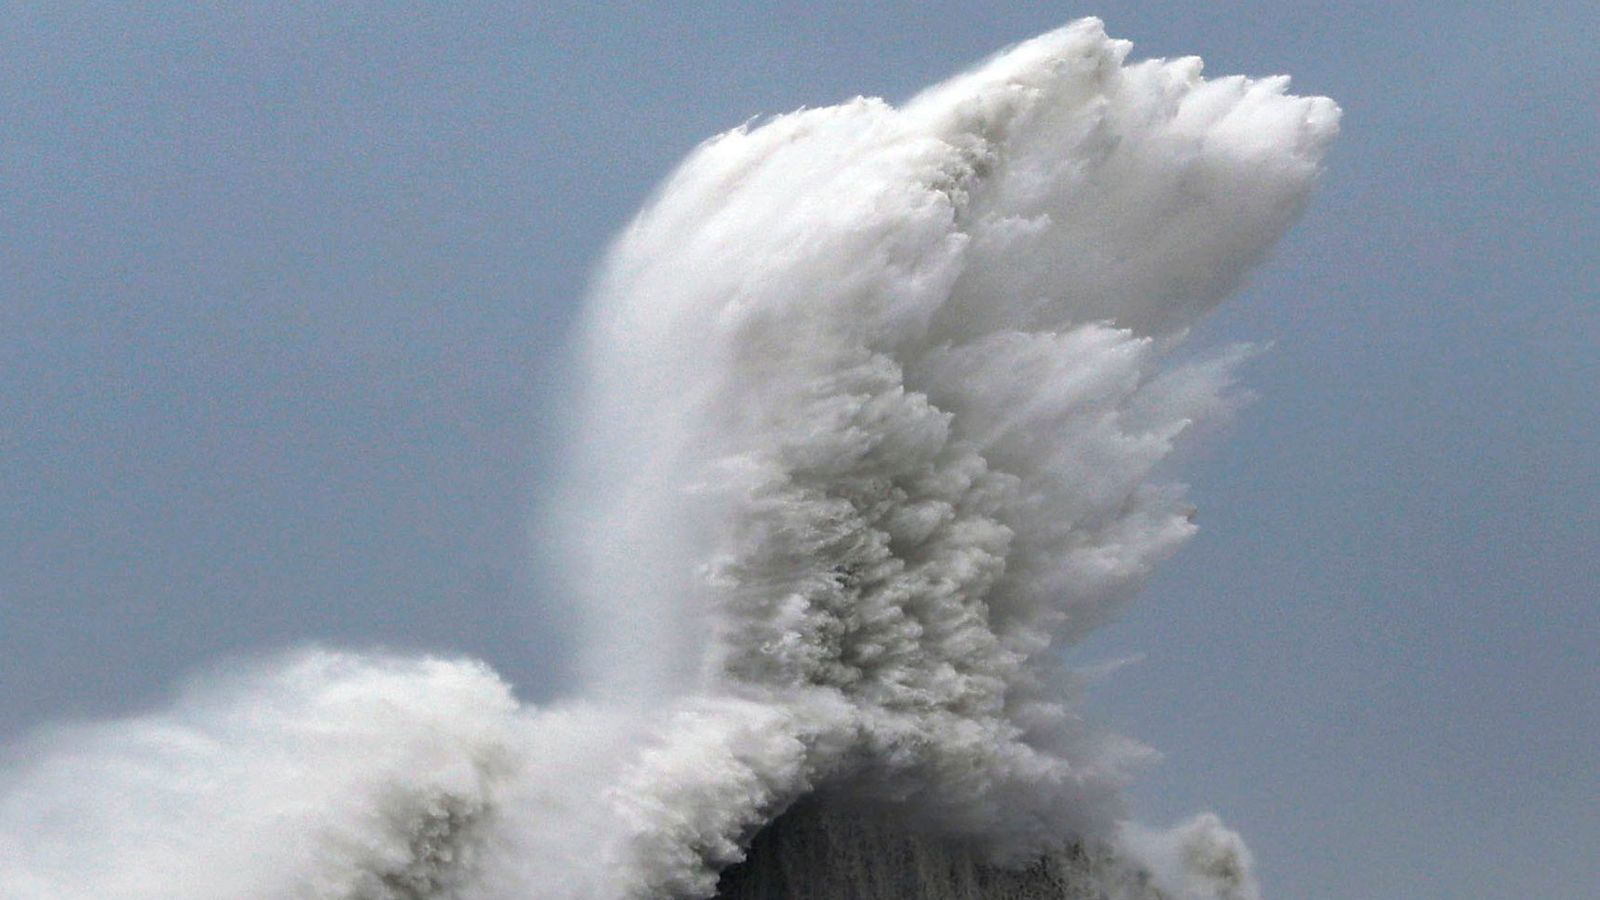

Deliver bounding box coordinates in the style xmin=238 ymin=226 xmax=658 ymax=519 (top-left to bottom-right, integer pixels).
xmin=2 ymin=4 xmax=1594 ymax=898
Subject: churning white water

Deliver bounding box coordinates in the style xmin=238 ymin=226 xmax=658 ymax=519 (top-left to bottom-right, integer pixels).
xmin=0 ymin=19 xmax=1336 ymax=899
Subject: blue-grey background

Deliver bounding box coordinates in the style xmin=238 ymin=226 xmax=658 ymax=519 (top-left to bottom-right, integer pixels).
xmin=2 ymin=4 xmax=1594 ymax=898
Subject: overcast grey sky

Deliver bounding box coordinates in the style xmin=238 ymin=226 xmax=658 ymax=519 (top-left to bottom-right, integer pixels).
xmin=2 ymin=4 xmax=1595 ymax=898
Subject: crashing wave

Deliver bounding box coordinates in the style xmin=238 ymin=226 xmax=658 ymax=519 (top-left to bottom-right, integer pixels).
xmin=0 ymin=19 xmax=1335 ymax=899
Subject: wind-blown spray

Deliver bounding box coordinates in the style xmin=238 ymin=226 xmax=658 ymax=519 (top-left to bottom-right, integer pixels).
xmin=0 ymin=20 xmax=1336 ymax=899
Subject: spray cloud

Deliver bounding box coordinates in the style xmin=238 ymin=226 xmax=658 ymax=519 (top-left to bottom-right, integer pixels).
xmin=0 ymin=20 xmax=1336 ymax=899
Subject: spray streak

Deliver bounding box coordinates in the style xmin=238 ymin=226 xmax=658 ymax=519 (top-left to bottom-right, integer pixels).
xmin=0 ymin=20 xmax=1335 ymax=899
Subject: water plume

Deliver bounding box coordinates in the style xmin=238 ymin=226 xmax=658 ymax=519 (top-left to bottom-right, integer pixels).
xmin=0 ymin=19 xmax=1336 ymax=899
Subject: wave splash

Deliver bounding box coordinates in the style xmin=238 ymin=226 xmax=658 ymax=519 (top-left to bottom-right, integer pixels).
xmin=0 ymin=20 xmax=1335 ymax=899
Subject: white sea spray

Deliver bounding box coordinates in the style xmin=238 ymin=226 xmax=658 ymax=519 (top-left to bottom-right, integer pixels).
xmin=0 ymin=20 xmax=1334 ymax=899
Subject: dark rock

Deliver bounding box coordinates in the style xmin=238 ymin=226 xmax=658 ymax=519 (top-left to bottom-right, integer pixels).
xmin=714 ymin=801 xmax=1165 ymax=900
